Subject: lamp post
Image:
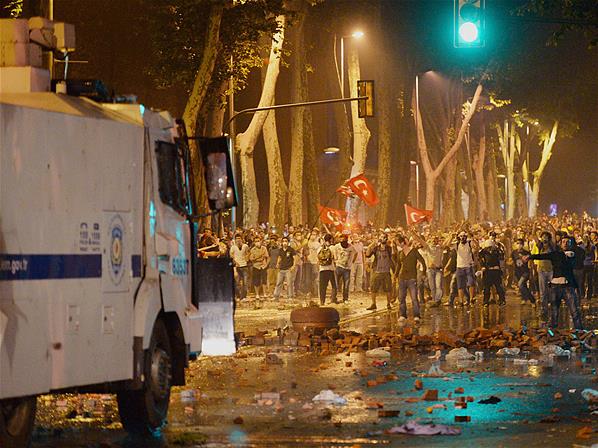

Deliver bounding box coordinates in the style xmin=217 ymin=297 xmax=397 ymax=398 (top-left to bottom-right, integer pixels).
xmin=336 ymin=30 xmax=364 ymax=98
xmin=410 ymin=160 xmax=420 ymax=208
xmin=497 ymin=174 xmax=507 ymax=219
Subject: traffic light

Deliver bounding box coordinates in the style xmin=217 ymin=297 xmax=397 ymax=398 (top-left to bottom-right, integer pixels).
xmin=454 ymin=0 xmax=485 ymax=48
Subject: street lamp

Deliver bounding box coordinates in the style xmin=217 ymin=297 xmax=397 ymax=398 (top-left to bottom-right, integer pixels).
xmin=335 ymin=30 xmax=364 ymax=98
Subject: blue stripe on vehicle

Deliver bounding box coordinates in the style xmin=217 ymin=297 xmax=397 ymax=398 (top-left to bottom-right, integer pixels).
xmin=132 ymin=254 xmax=142 ymax=277
xmin=0 ymin=254 xmax=102 ymax=281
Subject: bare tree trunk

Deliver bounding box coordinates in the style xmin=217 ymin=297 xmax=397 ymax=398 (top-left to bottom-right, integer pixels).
xmin=262 ymin=109 xmax=287 ymax=229
xmin=441 ymin=158 xmax=458 ymax=226
xmin=236 ymin=16 xmax=286 ymax=227
xmin=497 ymin=120 xmax=519 ymax=220
xmin=182 ymin=4 xmax=223 ymax=213
xmin=376 ymin=76 xmax=392 ymax=226
xmin=486 ymin=148 xmax=502 ymax=221
xmin=414 ymin=83 xmax=483 ymax=214
xmin=288 ymin=12 xmax=306 ymax=225
xmin=473 ymin=119 xmax=488 ymax=220
xmin=346 ymin=41 xmax=371 ymax=218
xmin=304 ymin=105 xmax=321 ymax=225
xmin=529 ymin=121 xmax=558 ymax=217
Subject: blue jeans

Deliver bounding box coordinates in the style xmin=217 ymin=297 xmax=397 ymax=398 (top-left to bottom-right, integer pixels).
xmin=517 ymin=272 xmax=535 ymax=303
xmin=427 ymin=268 xmax=443 ymax=303
xmin=335 ymin=267 xmax=351 ymax=301
xmin=274 ymin=269 xmax=293 ymax=299
xmin=399 ymin=278 xmax=420 ymax=318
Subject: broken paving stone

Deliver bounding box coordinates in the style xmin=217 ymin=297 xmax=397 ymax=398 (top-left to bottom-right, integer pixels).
xmin=366 ymin=402 xmax=384 ymax=409
xmin=422 ymin=389 xmax=438 ymax=401
xmin=378 ymin=410 xmax=400 ymax=417
xmin=576 ymin=426 xmax=594 ymax=439
xmin=540 ymin=415 xmax=560 ymax=423
xmin=233 ymin=416 xmax=244 ymax=425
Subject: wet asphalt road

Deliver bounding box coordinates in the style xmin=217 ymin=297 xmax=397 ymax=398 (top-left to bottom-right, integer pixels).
xmin=32 ymin=290 xmax=598 ymax=447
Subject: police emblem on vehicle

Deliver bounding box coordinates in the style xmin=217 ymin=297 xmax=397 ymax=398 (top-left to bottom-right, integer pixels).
xmin=109 ymin=215 xmax=125 ymax=285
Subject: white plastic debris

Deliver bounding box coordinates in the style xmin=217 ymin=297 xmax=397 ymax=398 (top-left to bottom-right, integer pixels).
xmin=387 ymin=421 xmax=461 ymax=436
xmin=581 ymin=388 xmax=598 ymax=403
xmin=497 ymin=347 xmax=521 ymax=356
xmin=513 ymin=358 xmax=539 ymax=365
xmin=180 ymin=390 xmax=196 ymax=403
xmin=312 ymin=389 xmax=347 ymax=405
xmin=539 ymin=344 xmax=570 ymax=357
xmin=366 ymin=347 xmax=391 ymax=358
xmin=445 ymin=347 xmax=475 ymax=361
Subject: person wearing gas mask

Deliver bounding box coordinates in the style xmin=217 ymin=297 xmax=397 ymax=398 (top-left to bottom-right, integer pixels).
xmin=524 ymin=236 xmax=583 ymax=330
xmin=365 ymin=234 xmax=395 ymax=310
xmin=479 ymin=238 xmax=506 ymax=306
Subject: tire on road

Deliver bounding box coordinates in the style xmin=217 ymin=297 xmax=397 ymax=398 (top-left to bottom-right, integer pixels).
xmin=0 ymin=395 xmax=37 ymax=448
xmin=290 ymin=306 xmax=340 ymax=333
xmin=117 ymin=317 xmax=172 ymax=436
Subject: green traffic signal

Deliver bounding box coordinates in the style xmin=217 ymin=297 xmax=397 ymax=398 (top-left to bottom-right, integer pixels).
xmin=459 ymin=22 xmax=479 ymax=43
xmin=454 ymin=0 xmax=485 ymax=48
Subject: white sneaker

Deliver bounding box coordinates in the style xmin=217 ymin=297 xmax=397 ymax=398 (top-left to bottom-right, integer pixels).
xmin=414 ymin=317 xmax=421 ymax=323
xmin=398 ymin=316 xmax=407 ymax=323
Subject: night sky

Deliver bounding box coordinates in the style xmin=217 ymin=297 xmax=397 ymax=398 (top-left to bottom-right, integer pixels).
xmin=54 ymin=0 xmax=598 ymax=217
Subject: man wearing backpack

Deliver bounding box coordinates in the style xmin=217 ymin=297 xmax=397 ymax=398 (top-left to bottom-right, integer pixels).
xmin=318 ymin=234 xmax=337 ymax=305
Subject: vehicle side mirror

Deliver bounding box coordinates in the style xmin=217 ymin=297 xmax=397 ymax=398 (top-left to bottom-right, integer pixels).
xmin=198 ymin=136 xmax=237 ymax=212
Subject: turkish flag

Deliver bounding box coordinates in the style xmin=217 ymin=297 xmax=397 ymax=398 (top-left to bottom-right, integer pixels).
xmin=404 ymin=204 xmax=434 ymax=226
xmin=347 ymin=174 xmax=379 ymax=206
xmin=318 ymin=205 xmax=347 ymax=229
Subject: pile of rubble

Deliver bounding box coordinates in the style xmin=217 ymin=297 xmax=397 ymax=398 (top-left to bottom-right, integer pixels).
xmin=239 ymin=325 xmax=597 ymax=355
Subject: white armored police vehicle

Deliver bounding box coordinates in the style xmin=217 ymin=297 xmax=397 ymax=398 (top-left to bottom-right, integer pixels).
xmin=0 ymin=17 xmax=236 ymax=447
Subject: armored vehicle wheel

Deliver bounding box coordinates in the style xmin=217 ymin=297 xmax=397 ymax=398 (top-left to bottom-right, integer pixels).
xmin=117 ymin=318 xmax=172 ymax=436
xmin=0 ymin=396 xmax=37 ymax=448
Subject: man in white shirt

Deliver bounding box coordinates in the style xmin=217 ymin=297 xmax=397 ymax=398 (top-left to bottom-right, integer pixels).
xmin=333 ymin=234 xmax=357 ymax=303
xmin=413 ymin=232 xmax=444 ymax=307
xmin=304 ymin=229 xmax=321 ymax=297
xmin=230 ymin=234 xmax=250 ymax=300
xmin=351 ymin=234 xmax=365 ymax=292
xmin=453 ymin=231 xmax=476 ymax=306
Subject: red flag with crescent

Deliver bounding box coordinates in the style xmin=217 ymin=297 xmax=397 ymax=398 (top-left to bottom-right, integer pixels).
xmin=347 ymin=174 xmax=379 ymax=206
xmin=318 ymin=205 xmax=347 ymax=229
xmin=404 ymin=204 xmax=434 ymax=225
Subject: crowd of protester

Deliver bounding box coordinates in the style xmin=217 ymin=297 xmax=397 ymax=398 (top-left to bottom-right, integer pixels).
xmin=196 ymin=212 xmax=598 ymax=330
